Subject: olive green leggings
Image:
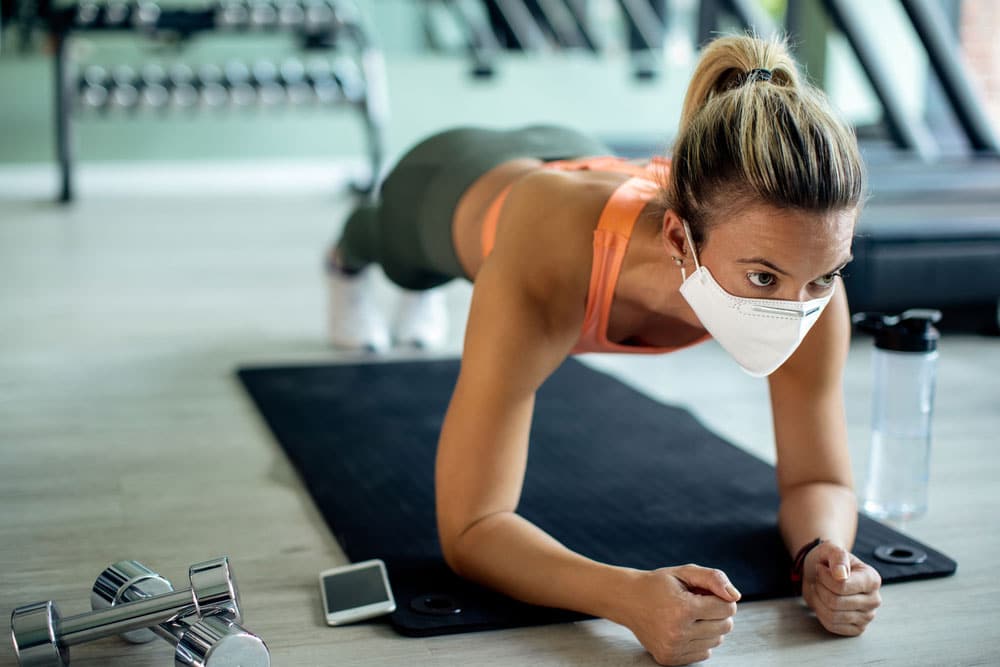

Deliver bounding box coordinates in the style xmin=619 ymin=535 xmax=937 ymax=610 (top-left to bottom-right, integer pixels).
xmin=334 ymin=124 xmax=612 ymax=290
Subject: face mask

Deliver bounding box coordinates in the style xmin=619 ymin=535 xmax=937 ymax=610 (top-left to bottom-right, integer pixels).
xmin=677 ymin=221 xmax=834 ymax=377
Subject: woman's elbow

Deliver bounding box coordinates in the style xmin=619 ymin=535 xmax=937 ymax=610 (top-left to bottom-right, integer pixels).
xmin=436 ymin=504 xmax=469 ymax=577
xmin=437 ymin=507 xmax=504 ymax=578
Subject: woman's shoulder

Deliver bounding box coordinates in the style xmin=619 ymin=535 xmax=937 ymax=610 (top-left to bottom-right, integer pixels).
xmin=504 ymin=166 xmax=629 ymax=252
xmin=489 ymin=168 xmax=626 ymax=320
xmin=507 ymin=165 xmax=635 ymax=225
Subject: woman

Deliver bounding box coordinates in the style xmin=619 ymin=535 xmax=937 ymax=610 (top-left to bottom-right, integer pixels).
xmin=325 ymin=32 xmax=883 ymax=666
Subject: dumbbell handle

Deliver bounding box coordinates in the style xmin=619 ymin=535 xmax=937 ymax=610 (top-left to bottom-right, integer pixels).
xmin=55 ymin=589 xmax=200 ymax=647
xmin=64 ymin=554 xmax=237 ymax=646
xmin=92 ymin=560 xmax=208 ymax=643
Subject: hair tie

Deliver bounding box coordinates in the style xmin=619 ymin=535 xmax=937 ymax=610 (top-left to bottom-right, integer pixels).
xmin=746 ymin=68 xmax=773 ymax=83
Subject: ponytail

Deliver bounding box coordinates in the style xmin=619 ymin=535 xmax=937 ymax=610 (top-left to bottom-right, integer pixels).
xmin=655 ymin=30 xmax=868 ymax=250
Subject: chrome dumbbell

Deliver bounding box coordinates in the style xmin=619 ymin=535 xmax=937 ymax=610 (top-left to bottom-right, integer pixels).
xmin=90 ymin=560 xmax=174 ymax=644
xmin=217 ymin=0 xmax=250 ymax=29
xmin=140 ymin=63 xmax=170 ymax=110
xmin=280 ymin=59 xmax=313 ymax=105
xmin=249 ymin=1 xmax=278 ymax=28
xmin=92 ymin=560 xmax=269 ymax=667
xmin=170 ymin=613 xmax=270 ymax=667
xmin=252 ymin=60 xmax=285 ymax=106
xmin=224 ymin=61 xmax=256 ymax=107
xmin=277 ymin=1 xmax=304 ymax=28
xmin=196 ymin=64 xmax=229 ymax=109
xmin=303 ymin=0 xmax=333 ymax=31
xmin=105 ymin=1 xmax=131 ymax=25
xmin=11 ymin=557 xmax=240 ymax=666
xmin=75 ymin=1 xmax=100 ymax=26
xmin=133 ymin=1 xmax=162 ymax=31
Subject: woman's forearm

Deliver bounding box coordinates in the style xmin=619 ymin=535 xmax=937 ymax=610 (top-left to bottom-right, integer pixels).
xmin=449 ymin=510 xmax=641 ymax=625
xmin=778 ymin=481 xmax=858 ymax=555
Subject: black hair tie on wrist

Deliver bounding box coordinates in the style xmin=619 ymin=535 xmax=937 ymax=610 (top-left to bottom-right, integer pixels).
xmin=747 ymin=67 xmax=773 ymax=83
xmin=790 ymin=537 xmax=825 ymax=594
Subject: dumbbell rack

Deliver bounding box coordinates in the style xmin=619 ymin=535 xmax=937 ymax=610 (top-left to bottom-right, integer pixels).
xmin=46 ymin=0 xmax=388 ymax=203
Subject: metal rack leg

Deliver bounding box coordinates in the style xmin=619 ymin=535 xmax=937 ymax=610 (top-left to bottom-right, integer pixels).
xmin=352 ymin=47 xmax=388 ymax=201
xmin=55 ymin=32 xmax=74 ymax=203
xmin=444 ymin=0 xmax=500 ymax=77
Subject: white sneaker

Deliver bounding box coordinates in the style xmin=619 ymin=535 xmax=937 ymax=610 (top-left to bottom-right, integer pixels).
xmin=392 ymin=287 xmax=449 ymax=349
xmin=325 ymin=264 xmax=391 ymax=353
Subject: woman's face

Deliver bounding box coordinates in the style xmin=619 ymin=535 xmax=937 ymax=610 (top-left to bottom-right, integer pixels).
xmin=689 ymin=204 xmax=856 ymax=302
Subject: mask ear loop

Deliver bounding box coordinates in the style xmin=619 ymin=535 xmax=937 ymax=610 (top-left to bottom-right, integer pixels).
xmin=681 ymin=220 xmax=702 ymax=281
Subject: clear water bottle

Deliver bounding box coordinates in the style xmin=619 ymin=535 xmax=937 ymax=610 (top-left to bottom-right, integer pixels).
xmin=852 ymin=309 xmax=942 ymax=521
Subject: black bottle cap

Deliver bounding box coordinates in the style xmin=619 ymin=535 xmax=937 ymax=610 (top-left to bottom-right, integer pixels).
xmin=852 ymin=309 xmax=942 ymax=352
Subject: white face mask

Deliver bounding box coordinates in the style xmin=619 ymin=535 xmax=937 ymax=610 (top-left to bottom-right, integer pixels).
xmin=677 ymin=221 xmax=834 ymax=377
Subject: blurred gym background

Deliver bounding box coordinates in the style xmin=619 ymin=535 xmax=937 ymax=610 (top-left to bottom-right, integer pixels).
xmin=1 ymin=0 xmax=999 ymax=329
xmin=1 ymin=1 xmax=996 ymax=165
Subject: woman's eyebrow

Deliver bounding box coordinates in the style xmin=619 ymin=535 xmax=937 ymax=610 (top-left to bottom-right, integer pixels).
xmin=737 ymin=254 xmax=854 ymax=278
xmin=737 ymin=257 xmax=790 ymax=276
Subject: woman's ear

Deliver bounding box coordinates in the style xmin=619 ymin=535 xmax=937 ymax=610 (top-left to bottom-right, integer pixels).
xmin=661 ymin=210 xmax=691 ymax=260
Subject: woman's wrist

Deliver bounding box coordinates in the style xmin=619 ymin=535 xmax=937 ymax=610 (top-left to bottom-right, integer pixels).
xmin=593 ymin=565 xmax=647 ymax=627
xmin=790 ymin=537 xmax=825 ymax=593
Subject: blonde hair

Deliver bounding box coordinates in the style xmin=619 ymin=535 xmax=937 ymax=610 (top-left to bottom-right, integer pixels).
xmin=655 ymin=31 xmax=869 ymax=249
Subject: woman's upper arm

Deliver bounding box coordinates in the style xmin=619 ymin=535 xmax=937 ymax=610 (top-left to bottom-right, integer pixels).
xmin=767 ymin=279 xmax=854 ymax=493
xmin=435 ymin=172 xmax=588 ymax=561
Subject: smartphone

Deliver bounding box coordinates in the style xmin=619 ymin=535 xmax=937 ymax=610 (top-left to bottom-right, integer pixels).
xmin=319 ymin=558 xmax=396 ymax=626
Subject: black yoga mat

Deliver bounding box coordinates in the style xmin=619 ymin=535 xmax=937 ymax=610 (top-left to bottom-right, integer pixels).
xmin=237 ymin=358 xmax=956 ymax=637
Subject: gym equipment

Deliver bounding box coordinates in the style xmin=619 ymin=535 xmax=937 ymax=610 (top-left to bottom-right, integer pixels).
xmin=81 ymin=64 xmax=107 ymax=86
xmin=109 ymin=82 xmax=139 ymax=109
xmin=43 ymin=0 xmax=388 ymax=201
xmin=223 ymin=60 xmax=250 ymax=84
xmin=79 ymin=85 xmax=108 ymax=110
xmin=278 ymin=2 xmax=305 ymax=27
xmin=91 ymin=560 xmax=173 ymax=644
xmin=91 ymin=560 xmax=270 ymax=667
xmin=427 ymin=0 xmax=666 ymax=79
xmin=229 ymin=81 xmax=257 ymax=107
xmin=10 ymin=557 xmax=241 ymax=665
xmin=203 ymin=82 xmax=230 ymax=108
xmin=169 ymin=613 xmax=270 ymax=667
xmin=140 ymin=83 xmax=170 ymax=109
xmin=331 ymin=55 xmax=363 ymax=102
xmin=217 ymin=0 xmax=250 ymax=29
xmin=279 ymin=58 xmax=313 ymax=104
xmin=198 ymin=63 xmax=224 ymax=84
xmin=236 ymin=358 xmax=957 ymax=637
xmin=105 ymin=1 xmax=130 ymax=26
xmin=110 ymin=64 xmax=135 ymax=85
xmin=133 ymin=1 xmax=161 ymax=31
xmin=251 ymin=59 xmax=277 ymax=84
xmin=75 ymin=2 xmax=99 ymax=26
xmin=249 ymin=1 xmax=277 ymax=28
xmin=170 ymin=82 xmax=199 ymax=109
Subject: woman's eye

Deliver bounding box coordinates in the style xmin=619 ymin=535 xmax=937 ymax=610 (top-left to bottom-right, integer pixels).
xmin=814 ymin=273 xmax=840 ymax=288
xmin=747 ymin=272 xmax=776 ymax=287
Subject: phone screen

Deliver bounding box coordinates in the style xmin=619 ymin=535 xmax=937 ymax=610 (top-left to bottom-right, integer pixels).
xmin=322 ymin=564 xmax=391 ymax=613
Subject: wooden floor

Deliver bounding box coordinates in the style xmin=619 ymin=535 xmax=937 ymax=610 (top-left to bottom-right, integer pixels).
xmin=2 ymin=166 xmax=999 ymax=666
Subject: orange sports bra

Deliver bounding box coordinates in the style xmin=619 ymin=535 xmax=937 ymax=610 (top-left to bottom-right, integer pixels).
xmin=480 ymin=155 xmax=712 ymax=355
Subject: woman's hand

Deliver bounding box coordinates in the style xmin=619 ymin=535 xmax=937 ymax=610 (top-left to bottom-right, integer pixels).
xmin=619 ymin=564 xmax=740 ymax=666
xmin=801 ymin=542 xmax=882 ymax=636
